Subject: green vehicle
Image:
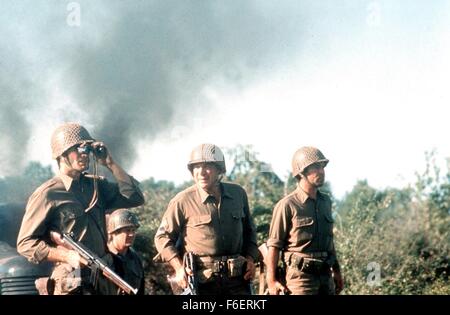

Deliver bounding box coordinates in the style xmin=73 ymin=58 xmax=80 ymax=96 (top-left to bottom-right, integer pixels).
xmin=0 ymin=203 xmax=51 ymax=295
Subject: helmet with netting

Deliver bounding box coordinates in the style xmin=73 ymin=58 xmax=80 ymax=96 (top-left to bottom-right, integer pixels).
xmin=107 ymin=209 xmax=140 ymax=234
xmin=187 ymin=143 xmax=226 ymax=174
xmin=292 ymin=146 xmax=329 ymax=177
xmin=51 ymin=122 xmax=94 ymax=159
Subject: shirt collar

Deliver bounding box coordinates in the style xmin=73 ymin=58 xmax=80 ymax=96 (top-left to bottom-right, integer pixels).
xmin=197 ymin=182 xmax=233 ymax=204
xmin=59 ymin=173 xmax=83 ymax=191
xmin=197 ymin=186 xmax=210 ymax=204
xmin=221 ymin=183 xmax=233 ymax=199
xmin=296 ymin=185 xmax=324 ymax=204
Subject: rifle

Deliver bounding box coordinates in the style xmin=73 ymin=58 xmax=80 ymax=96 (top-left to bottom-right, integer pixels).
xmin=258 ymin=243 xmax=286 ymax=295
xmin=61 ymin=233 xmax=138 ymax=295
xmin=167 ymin=252 xmax=198 ymax=295
xmin=181 ymin=252 xmax=198 ymax=295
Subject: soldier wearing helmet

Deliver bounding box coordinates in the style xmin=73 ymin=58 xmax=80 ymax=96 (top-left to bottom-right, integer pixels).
xmin=154 ymin=144 xmax=259 ymax=295
xmin=107 ymin=209 xmax=145 ymax=294
xmin=266 ymin=146 xmax=344 ymax=295
xmin=17 ymin=122 xmax=145 ymax=295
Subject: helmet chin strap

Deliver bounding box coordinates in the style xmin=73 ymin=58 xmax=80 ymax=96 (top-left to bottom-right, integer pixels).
xmin=84 ymin=153 xmax=99 ymax=213
xmin=60 ymin=155 xmax=81 ymax=178
xmin=61 ymin=151 xmax=99 ymax=213
xmin=62 ymin=156 xmax=71 ymax=169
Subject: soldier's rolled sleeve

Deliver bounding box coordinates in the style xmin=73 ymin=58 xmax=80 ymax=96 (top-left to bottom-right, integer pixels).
xmin=117 ymin=176 xmax=144 ymax=200
xmin=31 ymin=241 xmax=51 ymax=264
xmin=154 ymin=200 xmax=184 ymax=262
xmin=266 ymin=201 xmax=290 ymax=249
xmin=160 ymin=245 xmax=179 ymax=262
xmin=17 ymin=193 xmax=52 ymax=264
xmin=242 ymin=191 xmax=259 ymax=261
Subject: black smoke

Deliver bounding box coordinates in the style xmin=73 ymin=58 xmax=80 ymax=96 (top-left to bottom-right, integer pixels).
xmin=1 ymin=0 xmax=307 ymax=172
xmin=0 ymin=45 xmax=33 ymax=176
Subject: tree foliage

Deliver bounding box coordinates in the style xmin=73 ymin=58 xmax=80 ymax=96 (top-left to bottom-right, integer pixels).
xmin=335 ymin=152 xmax=449 ymax=294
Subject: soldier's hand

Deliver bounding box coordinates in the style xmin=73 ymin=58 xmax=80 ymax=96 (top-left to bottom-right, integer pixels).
xmin=91 ymin=141 xmax=113 ymax=167
xmin=267 ymin=280 xmax=287 ymax=295
xmin=244 ymin=257 xmax=256 ymax=280
xmin=174 ymin=266 xmax=189 ymax=288
xmin=333 ymin=271 xmax=344 ymax=294
xmin=64 ymin=250 xmax=82 ymax=269
xmin=49 ymin=231 xmax=85 ymax=268
xmin=50 ymin=231 xmax=74 ymax=252
xmin=50 ymin=231 xmax=65 ymax=247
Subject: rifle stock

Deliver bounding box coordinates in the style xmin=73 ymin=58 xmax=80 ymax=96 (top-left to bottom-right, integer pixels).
xmin=62 ymin=233 xmax=138 ymax=295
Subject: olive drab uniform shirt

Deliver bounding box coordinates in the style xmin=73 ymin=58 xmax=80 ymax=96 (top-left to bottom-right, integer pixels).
xmin=267 ymin=186 xmax=337 ymax=258
xmin=113 ymin=248 xmax=145 ymax=295
xmin=17 ymin=172 xmax=144 ymax=294
xmin=154 ymin=183 xmax=259 ymax=263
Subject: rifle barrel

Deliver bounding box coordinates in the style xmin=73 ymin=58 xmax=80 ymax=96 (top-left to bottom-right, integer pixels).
xmin=62 ymin=233 xmax=138 ymax=295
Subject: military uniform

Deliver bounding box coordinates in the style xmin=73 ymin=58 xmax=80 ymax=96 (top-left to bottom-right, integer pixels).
xmin=17 ymin=173 xmax=144 ymax=294
xmin=107 ymin=208 xmax=145 ymax=294
xmin=155 ymin=182 xmax=259 ymax=295
xmin=267 ymin=185 xmax=338 ymax=295
xmin=17 ymin=123 xmax=144 ymax=295
xmin=113 ymin=248 xmax=145 ymax=295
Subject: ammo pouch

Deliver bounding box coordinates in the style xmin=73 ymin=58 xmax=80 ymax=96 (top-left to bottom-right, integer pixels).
xmin=35 ymin=277 xmax=55 ymax=295
xmin=299 ymin=257 xmax=327 ymax=275
xmin=50 ymin=263 xmax=83 ymax=295
xmin=286 ymin=252 xmax=331 ymax=275
xmin=196 ymin=255 xmax=246 ymax=282
xmin=227 ymin=256 xmax=247 ymax=277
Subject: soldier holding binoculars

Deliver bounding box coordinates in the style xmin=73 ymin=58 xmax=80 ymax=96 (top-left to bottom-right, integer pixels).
xmin=17 ymin=122 xmax=144 ymax=295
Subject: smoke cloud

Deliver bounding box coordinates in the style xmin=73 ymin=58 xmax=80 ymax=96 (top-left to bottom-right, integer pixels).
xmin=1 ymin=0 xmax=307 ymax=173
xmin=0 ymin=43 xmax=33 ymax=175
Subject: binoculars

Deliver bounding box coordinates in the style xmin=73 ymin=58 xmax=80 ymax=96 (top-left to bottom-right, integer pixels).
xmin=77 ymin=144 xmax=107 ymax=159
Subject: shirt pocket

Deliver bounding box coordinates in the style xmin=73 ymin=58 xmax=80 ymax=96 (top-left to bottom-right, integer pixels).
xmin=293 ymin=217 xmax=314 ymax=242
xmin=187 ymin=214 xmax=212 ymax=226
xmin=231 ymin=210 xmax=245 ymax=220
xmin=186 ymin=214 xmax=214 ymax=240
xmin=323 ymin=212 xmax=334 ymax=236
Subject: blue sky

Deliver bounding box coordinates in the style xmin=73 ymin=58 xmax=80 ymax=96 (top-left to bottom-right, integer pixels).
xmin=1 ymin=1 xmax=449 ymax=198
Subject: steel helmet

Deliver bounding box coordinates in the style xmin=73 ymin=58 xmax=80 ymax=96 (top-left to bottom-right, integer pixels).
xmin=187 ymin=143 xmax=226 ymax=174
xmin=292 ymin=146 xmax=329 ymax=177
xmin=107 ymin=209 xmax=140 ymax=234
xmin=50 ymin=122 xmax=94 ymax=159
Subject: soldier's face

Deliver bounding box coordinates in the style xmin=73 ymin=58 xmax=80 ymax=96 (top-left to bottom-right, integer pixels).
xmin=111 ymin=227 xmax=136 ymax=252
xmin=65 ymin=144 xmax=90 ymax=172
xmin=192 ymin=162 xmax=220 ymax=191
xmin=303 ymin=162 xmax=326 ymax=187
